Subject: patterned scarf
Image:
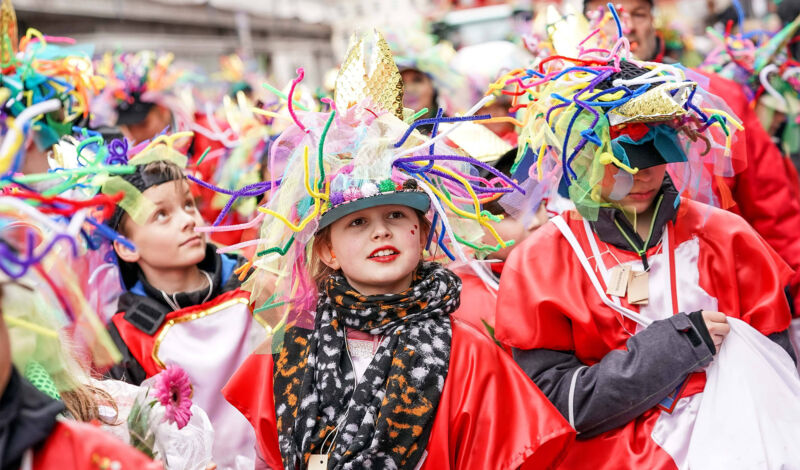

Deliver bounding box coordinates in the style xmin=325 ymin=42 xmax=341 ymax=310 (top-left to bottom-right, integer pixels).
xmin=273 ymin=262 xmax=461 ymax=470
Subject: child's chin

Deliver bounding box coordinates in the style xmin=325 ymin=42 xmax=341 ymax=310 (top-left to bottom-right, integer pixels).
xmin=181 ymin=245 xmax=207 ymax=264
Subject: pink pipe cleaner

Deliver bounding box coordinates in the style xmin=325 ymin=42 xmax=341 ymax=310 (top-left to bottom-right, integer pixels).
xmin=288 ymin=68 xmax=309 ymax=134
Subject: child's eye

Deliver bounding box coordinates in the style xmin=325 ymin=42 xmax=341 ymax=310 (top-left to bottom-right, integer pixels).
xmin=349 ymin=217 xmax=366 ymax=227
xmin=154 ymin=210 xmax=168 ymax=221
xmin=387 ymin=211 xmax=404 ymax=219
xmin=184 ymin=200 xmax=196 ymax=211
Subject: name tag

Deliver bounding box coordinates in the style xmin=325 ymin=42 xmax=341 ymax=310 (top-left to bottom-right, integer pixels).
xmin=309 ymin=454 xmax=328 ymax=470
xmin=627 ymin=270 xmax=649 ymax=305
xmin=606 ymin=264 xmax=632 ymax=297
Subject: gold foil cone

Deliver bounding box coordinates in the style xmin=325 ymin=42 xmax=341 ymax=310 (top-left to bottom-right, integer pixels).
xmin=608 ymin=82 xmax=695 ymax=126
xmin=334 ymin=30 xmax=404 ymax=119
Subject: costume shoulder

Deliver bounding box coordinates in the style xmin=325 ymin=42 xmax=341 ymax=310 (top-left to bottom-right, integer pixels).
xmin=423 ymin=318 xmax=574 ymax=470
xmin=450 ymin=265 xmax=498 ymax=335
xmin=222 ymin=344 xmax=282 ymax=470
xmin=111 ymin=289 xmax=253 ymax=380
xmin=679 ymin=199 xmax=793 ymax=334
xmin=34 ymin=420 xmax=163 ymax=470
xmin=495 ymin=216 xmax=580 ymax=351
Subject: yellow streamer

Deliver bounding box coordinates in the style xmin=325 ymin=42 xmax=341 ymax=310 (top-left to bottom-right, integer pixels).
xmin=257 ymin=146 xmax=327 ymax=233
xmin=134 ymin=131 xmax=194 ymax=157
xmin=4 ymin=315 xmax=59 ymax=338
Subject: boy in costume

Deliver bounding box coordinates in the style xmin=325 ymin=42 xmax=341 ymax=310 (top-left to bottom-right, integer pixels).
xmin=583 ymin=0 xmax=800 ymax=317
xmin=104 ymin=138 xmax=261 ymax=469
xmin=496 ymin=16 xmax=796 ymax=469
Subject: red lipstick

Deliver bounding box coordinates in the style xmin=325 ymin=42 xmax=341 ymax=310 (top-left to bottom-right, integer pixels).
xmin=368 ymin=245 xmax=400 ymax=263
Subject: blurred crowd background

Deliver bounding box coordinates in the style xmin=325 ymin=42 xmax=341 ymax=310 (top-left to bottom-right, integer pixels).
xmin=14 ymin=0 xmax=798 ymax=95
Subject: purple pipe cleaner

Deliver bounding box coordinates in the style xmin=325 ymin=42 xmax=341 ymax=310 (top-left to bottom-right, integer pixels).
xmin=105 ymin=138 xmax=130 ymax=165
xmin=393 ymin=154 xmax=525 ymax=194
xmin=0 ymin=230 xmax=79 ymax=280
xmin=186 ymin=175 xmax=281 ymax=226
xmin=393 ymin=113 xmax=492 ymax=148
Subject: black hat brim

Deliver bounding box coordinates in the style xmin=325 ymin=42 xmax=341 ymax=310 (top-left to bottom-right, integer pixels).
xmin=617 ymin=139 xmax=667 ymax=170
xmin=116 ymin=100 xmax=155 ymax=126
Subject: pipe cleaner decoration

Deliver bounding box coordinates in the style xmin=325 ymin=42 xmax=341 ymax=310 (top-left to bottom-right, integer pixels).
xmin=196 ymin=30 xmax=521 ymax=338
xmin=0 ymin=195 xmax=123 ymax=374
xmin=186 ymin=91 xmax=278 ymax=227
xmin=701 ymin=6 xmax=800 ymax=155
xmin=0 ymin=0 xmax=103 ymax=174
xmin=490 ymin=3 xmax=744 ymax=221
xmin=92 ymin=50 xmax=200 ymax=131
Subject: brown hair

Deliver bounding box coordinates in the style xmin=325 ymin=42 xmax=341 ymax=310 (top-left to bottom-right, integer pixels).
xmin=310 ymin=209 xmax=432 ymax=286
xmin=61 ymin=385 xmax=119 ymax=424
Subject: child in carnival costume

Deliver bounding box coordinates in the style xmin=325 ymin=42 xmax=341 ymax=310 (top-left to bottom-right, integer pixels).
xmin=583 ymin=0 xmax=800 ymax=321
xmin=496 ymin=7 xmax=798 ymax=469
xmin=0 ymin=206 xmax=163 ymax=469
xmin=0 ymin=30 xmax=162 ymax=458
xmin=222 ymin=30 xmax=575 ymax=470
xmin=102 ymin=134 xmax=260 ymax=470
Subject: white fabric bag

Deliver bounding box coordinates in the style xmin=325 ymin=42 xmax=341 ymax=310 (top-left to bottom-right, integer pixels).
xmin=687 ymin=317 xmax=800 ymax=470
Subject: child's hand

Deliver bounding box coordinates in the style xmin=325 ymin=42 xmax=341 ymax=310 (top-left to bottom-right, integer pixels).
xmin=701 ymin=310 xmax=730 ymax=354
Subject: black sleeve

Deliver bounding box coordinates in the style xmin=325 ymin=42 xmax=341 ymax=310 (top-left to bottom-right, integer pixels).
xmin=768 ymin=329 xmax=797 ymax=364
xmin=512 ymin=312 xmax=714 ymax=438
xmin=104 ymin=322 xmax=148 ymax=385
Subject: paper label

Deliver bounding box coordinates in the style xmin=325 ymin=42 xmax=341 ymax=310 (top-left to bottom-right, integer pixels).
xmin=627 ymin=270 xmax=649 ymax=305
xmin=348 ymin=339 xmax=376 ymax=360
xmin=309 ymin=454 xmax=329 ymax=470
xmin=606 ymin=264 xmax=632 ymax=297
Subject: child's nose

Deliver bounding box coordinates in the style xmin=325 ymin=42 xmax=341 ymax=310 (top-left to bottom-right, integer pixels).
xmin=371 ymin=222 xmax=392 ymax=240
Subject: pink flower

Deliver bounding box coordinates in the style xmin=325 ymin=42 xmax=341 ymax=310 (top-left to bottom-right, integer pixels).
xmin=154 ymin=365 xmax=193 ymax=430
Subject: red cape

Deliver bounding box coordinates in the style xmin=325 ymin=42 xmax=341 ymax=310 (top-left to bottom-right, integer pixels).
xmin=34 ymin=420 xmax=162 ymax=470
xmin=451 ymin=266 xmax=497 ymax=333
xmin=496 ymin=199 xmax=792 ymax=469
xmin=223 ymin=318 xmax=575 ymax=470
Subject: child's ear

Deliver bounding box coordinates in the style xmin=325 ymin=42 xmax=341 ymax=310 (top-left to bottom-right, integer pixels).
xmin=113 ymin=239 xmax=140 ymax=264
xmin=316 ymin=240 xmax=341 ymax=271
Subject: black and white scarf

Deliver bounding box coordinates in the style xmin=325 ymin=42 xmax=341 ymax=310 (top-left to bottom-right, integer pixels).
xmin=273 ymin=262 xmax=461 ymax=469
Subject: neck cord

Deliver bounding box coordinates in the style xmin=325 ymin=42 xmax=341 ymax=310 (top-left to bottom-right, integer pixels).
xmin=613 ymin=194 xmax=664 ymax=270
xmin=159 ymin=270 xmax=213 ymax=312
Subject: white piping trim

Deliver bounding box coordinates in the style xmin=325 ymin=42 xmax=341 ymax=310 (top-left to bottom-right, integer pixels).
xmin=568 ymin=365 xmax=588 ymax=429
xmin=551 ymin=215 xmax=651 ymax=327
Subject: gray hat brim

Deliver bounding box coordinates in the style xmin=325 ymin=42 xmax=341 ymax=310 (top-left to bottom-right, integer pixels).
xmin=317 ymin=192 xmax=430 ymax=232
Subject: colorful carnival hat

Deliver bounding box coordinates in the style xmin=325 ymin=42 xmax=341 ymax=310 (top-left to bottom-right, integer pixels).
xmin=0 ymin=0 xmax=103 ymax=173
xmin=701 ymin=12 xmax=800 ymax=153
xmin=93 ymin=50 xmax=199 ymax=129
xmin=195 ymin=30 xmax=522 ymax=334
xmin=490 ymin=4 xmax=743 ymax=220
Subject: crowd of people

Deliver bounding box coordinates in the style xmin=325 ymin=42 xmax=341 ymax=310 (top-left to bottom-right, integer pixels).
xmin=2 ymin=0 xmax=800 ymax=468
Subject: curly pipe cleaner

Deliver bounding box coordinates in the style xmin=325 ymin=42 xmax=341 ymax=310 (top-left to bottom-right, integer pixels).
xmin=186 ymin=175 xmax=280 ymax=226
